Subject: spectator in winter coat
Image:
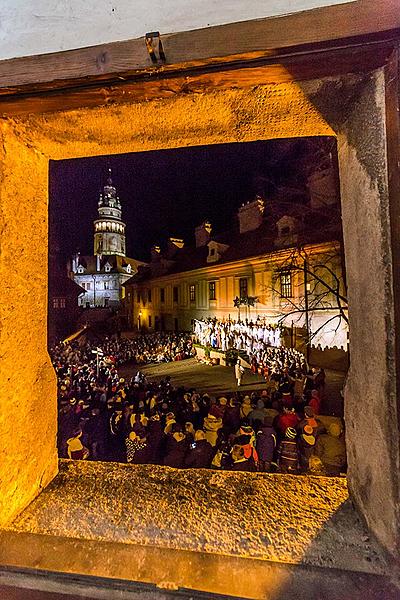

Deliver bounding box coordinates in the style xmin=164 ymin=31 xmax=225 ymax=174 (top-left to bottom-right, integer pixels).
xmin=230 ymin=444 xmax=256 ymax=472
xmin=309 ymin=389 xmax=321 ymax=415
xmin=240 ymin=396 xmax=253 ymax=419
xmin=203 ymin=413 xmax=223 ymax=446
xmin=256 ymin=417 xmax=277 ymax=472
xmin=235 ymin=433 xmax=259 ymax=469
xmin=315 ymin=422 xmax=346 ymax=475
xmin=223 ymin=398 xmax=241 ymax=433
xmin=66 ymin=429 xmax=89 ymax=460
xmin=147 ymin=414 xmax=164 ymax=463
xmin=248 ymin=399 xmax=269 ymax=427
xmin=278 ymin=427 xmax=299 ymax=473
xmin=184 ymin=430 xmax=214 ymax=468
xmin=276 ymin=408 xmax=300 ymax=436
xmin=297 ymin=424 xmax=316 ymax=472
xmin=125 ymin=431 xmax=153 ymax=464
xmin=163 ymin=425 xmax=188 ymax=468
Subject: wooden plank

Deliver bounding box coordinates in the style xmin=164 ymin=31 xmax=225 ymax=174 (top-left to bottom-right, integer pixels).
xmin=0 ymin=0 xmax=398 ymax=95
xmin=0 ymin=42 xmax=394 ymax=116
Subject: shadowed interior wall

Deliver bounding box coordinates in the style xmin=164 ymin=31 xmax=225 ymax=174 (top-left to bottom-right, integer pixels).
xmin=337 ymin=70 xmax=400 ymax=555
xmin=0 ymin=70 xmax=399 ymax=560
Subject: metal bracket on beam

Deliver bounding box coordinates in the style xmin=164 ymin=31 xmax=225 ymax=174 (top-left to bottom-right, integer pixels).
xmin=145 ymin=32 xmax=166 ymax=65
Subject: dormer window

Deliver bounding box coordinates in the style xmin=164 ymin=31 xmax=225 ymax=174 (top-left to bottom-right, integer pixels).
xmin=104 ymin=263 xmax=112 ymax=273
xmin=126 ymin=264 xmax=132 ymax=273
xmin=207 ymin=241 xmax=229 ymax=264
xmin=77 ymin=266 xmax=84 ymax=274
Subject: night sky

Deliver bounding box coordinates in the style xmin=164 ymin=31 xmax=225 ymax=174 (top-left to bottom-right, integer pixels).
xmin=49 ymin=136 xmax=334 ymax=262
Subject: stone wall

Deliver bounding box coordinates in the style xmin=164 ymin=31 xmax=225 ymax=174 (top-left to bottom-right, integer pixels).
xmin=0 ymin=124 xmax=58 ymax=526
xmin=0 ymin=69 xmax=399 ymax=559
xmin=337 ymin=71 xmax=400 ymax=555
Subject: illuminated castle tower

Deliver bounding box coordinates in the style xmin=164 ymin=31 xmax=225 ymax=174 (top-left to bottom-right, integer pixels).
xmin=71 ymin=169 xmax=146 ymax=309
xmin=93 ymin=169 xmax=126 ymax=256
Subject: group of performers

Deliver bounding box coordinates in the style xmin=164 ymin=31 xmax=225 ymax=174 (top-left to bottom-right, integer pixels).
xmin=193 ymin=317 xmax=284 ymax=353
xmin=193 ymin=317 xmax=307 ymax=379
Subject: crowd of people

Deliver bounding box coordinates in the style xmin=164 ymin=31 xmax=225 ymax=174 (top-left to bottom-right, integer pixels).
xmin=53 ymin=332 xmax=345 ymax=476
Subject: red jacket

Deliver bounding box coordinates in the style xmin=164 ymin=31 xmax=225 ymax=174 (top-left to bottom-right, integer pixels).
xmin=277 ymin=412 xmax=300 ymax=434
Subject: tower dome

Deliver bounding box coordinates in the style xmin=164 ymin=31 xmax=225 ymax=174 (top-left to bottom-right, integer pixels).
xmin=93 ymin=169 xmax=126 ymax=256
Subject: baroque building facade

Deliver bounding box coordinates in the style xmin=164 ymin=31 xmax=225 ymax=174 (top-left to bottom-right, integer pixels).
xmin=124 ymin=196 xmax=348 ymax=350
xmin=70 ymin=170 xmax=146 ymax=308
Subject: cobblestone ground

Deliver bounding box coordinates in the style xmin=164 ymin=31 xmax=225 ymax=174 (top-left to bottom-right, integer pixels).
xmin=119 ymin=358 xmax=345 ymax=416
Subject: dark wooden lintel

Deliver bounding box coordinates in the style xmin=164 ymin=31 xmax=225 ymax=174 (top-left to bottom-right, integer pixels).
xmin=0 ymin=40 xmax=396 ymax=117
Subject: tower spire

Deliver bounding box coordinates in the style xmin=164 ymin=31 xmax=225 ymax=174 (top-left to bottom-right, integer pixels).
xmin=93 ymin=169 xmax=126 ymax=257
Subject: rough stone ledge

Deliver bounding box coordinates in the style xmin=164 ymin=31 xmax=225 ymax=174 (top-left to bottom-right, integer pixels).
xmin=5 ymin=460 xmax=388 ymax=575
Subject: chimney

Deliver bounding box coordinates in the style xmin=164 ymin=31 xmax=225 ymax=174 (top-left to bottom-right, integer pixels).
xmin=167 ymin=237 xmax=184 ymax=258
xmin=238 ymin=196 xmax=265 ymax=234
xmin=150 ymin=245 xmax=161 ymax=261
xmin=195 ymin=221 xmax=212 ymax=247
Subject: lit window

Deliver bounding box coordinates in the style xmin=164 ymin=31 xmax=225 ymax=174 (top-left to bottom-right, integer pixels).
xmin=280 ymin=271 xmax=293 ymax=298
xmin=52 ymin=297 xmax=66 ymax=309
xmin=104 ymin=281 xmax=109 ymax=290
xmin=209 ymin=281 xmax=216 ymax=301
xmin=189 ymin=284 xmax=196 ymax=302
xmin=86 ymin=282 xmax=91 ymax=290
xmin=148 ymin=316 xmax=152 ymax=328
xmin=239 ymin=277 xmax=248 ymax=297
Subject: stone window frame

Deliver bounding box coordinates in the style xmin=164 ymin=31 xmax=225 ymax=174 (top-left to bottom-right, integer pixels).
xmin=0 ymin=35 xmax=399 ymax=560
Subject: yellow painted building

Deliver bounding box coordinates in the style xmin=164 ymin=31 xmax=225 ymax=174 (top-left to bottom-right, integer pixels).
xmin=124 ymin=198 xmax=348 ymax=349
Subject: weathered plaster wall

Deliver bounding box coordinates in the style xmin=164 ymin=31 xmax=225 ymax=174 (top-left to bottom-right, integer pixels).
xmin=337 ymin=70 xmax=400 ymax=555
xmin=0 ymin=123 xmax=58 ymax=526
xmin=0 ymin=0 xmax=353 ymax=61
xmin=12 ymin=83 xmax=334 ymax=160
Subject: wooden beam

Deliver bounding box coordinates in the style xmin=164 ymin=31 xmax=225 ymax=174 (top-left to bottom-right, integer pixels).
xmin=0 ymin=0 xmax=398 ymax=96
xmin=0 ymin=42 xmax=395 ymax=116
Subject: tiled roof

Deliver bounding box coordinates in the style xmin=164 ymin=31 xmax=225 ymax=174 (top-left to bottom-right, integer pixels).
xmin=76 ymin=254 xmax=147 ymax=274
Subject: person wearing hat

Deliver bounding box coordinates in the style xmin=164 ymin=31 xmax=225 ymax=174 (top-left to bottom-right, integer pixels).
xmin=240 ymin=396 xmax=253 ymax=420
xmin=203 ymin=413 xmax=223 ymax=446
xmin=125 ymin=430 xmax=152 ymax=464
xmin=315 ymin=422 xmax=346 ymax=475
xmin=297 ymin=424 xmax=316 ymax=472
xmin=163 ymin=423 xmax=188 ymax=469
xmin=248 ymin=398 xmax=269 ymax=427
xmin=66 ymin=429 xmax=90 ymax=460
xmin=277 ymin=427 xmax=299 ymax=473
xmin=276 ymin=407 xmax=300 ymax=436
xmin=230 ymin=444 xmax=256 ymax=472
